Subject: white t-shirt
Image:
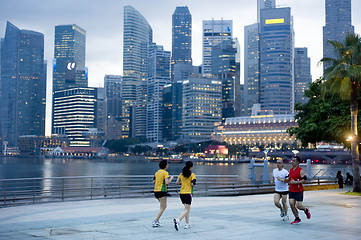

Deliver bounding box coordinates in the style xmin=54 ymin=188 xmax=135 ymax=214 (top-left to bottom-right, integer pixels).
xmin=273 ymin=168 xmax=289 ymax=192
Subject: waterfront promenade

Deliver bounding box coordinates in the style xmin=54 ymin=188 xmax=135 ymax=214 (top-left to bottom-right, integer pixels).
xmin=0 ymin=188 xmax=360 ymax=240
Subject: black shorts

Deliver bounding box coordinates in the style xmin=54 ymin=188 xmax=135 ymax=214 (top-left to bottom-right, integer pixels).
xmin=275 ymin=191 xmax=289 ymax=196
xmin=180 ymin=194 xmax=192 ymax=205
xmin=154 ymin=192 xmax=167 ymax=199
xmin=289 ymin=191 xmax=304 ymax=201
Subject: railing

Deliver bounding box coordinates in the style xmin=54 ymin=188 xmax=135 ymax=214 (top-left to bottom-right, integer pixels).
xmin=0 ymin=175 xmax=337 ymax=208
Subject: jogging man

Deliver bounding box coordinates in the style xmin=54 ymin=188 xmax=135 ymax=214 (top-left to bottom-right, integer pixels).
xmin=285 ymin=156 xmax=311 ymax=224
xmin=273 ymin=159 xmax=289 ymax=221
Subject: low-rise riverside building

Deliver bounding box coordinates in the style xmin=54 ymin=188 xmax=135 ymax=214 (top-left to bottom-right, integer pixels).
xmin=213 ymin=113 xmax=297 ymax=145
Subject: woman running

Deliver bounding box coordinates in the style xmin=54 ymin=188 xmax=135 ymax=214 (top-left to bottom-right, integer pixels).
xmin=152 ymin=160 xmax=174 ymax=227
xmin=173 ymin=161 xmax=196 ymax=231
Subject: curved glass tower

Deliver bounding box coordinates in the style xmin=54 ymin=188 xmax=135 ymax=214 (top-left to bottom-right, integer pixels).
xmin=122 ymin=6 xmax=153 ymax=137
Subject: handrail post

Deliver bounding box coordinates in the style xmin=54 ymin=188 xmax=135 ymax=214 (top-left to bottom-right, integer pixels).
xmin=33 ymin=179 xmax=35 ymax=204
xmin=62 ymin=178 xmax=64 ymax=202
xmin=90 ymin=177 xmax=93 ymax=200
xmin=4 ymin=181 xmax=7 ymax=206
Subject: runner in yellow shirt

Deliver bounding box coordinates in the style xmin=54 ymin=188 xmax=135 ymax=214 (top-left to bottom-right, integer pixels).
xmin=174 ymin=161 xmax=196 ymax=230
xmin=152 ymin=160 xmax=173 ymax=227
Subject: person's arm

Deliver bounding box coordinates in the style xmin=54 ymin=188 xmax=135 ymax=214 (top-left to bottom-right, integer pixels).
xmin=153 ymin=175 xmax=155 ymax=184
xmin=176 ymin=176 xmax=181 ymax=185
xmin=165 ymin=175 xmax=174 ymax=185
xmin=277 ymin=173 xmax=289 ymax=183
xmin=290 ymin=170 xmax=307 ymax=184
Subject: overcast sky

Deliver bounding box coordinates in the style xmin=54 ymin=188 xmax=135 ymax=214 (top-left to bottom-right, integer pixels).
xmin=1 ymin=0 xmax=361 ymax=135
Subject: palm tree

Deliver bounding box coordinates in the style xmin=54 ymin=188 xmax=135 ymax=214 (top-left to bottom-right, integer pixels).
xmin=320 ymin=33 xmax=361 ymax=192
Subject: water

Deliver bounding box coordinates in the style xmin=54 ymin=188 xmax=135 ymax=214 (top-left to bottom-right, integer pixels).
xmin=0 ymin=156 xmax=353 ymax=181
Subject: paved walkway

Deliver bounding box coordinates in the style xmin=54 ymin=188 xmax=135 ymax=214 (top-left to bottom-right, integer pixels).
xmin=0 ymin=188 xmax=360 ymax=240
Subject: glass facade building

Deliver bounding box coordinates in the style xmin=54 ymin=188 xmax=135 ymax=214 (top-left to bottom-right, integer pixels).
xmin=146 ymin=44 xmax=171 ymax=142
xmin=0 ymin=21 xmax=46 ymax=147
xmin=53 ymin=88 xmax=97 ymax=147
xmin=53 ymin=24 xmax=86 ymax=91
xmin=294 ymin=48 xmax=311 ymax=105
xmin=182 ymin=78 xmax=222 ymax=142
xmin=172 ymin=6 xmax=192 ymax=66
xmin=259 ymin=7 xmax=294 ymax=115
xmin=202 ymin=20 xmax=232 ymax=77
xmin=323 ymin=0 xmax=354 ymax=71
xmin=123 ymin=5 xmax=153 ymax=138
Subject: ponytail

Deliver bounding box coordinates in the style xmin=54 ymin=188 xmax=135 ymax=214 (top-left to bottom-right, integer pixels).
xmin=182 ymin=161 xmax=193 ymax=178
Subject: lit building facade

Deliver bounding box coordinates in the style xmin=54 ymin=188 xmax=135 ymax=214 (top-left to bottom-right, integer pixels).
xmin=172 ymin=6 xmax=192 ymax=66
xmin=123 ymin=5 xmax=153 ymax=138
xmin=202 ymin=19 xmax=232 ymax=77
xmin=214 ymin=114 xmax=297 ymax=145
xmin=0 ymin=22 xmax=46 ymax=147
xmin=323 ymin=0 xmax=354 ymax=71
xmin=104 ymin=75 xmax=122 ymax=118
xmin=53 ymin=24 xmax=87 ymax=91
xmin=53 ymin=88 xmax=97 ymax=147
xmin=294 ymin=48 xmax=312 ymax=105
xmin=147 ymin=44 xmax=171 ymax=142
xmin=182 ymin=78 xmax=222 ymax=142
xmin=244 ymin=1 xmax=275 ymax=116
xmin=259 ymin=7 xmax=294 ymax=115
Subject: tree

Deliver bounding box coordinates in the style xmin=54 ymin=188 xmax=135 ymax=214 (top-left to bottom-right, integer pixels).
xmin=320 ymin=33 xmax=361 ymax=192
xmin=287 ymin=78 xmax=352 ymax=147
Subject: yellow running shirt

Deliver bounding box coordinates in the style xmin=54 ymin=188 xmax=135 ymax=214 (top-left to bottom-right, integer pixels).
xmin=154 ymin=169 xmax=169 ymax=192
xmin=178 ymin=173 xmax=196 ymax=194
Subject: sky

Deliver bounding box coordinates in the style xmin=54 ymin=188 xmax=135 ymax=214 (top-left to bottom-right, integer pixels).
xmin=1 ymin=0 xmax=361 ymax=135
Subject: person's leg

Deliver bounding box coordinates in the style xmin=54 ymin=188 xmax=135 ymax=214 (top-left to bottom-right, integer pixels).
xmin=295 ymin=201 xmax=306 ymax=211
xmin=289 ymin=198 xmax=298 ymax=218
xmin=179 ymin=204 xmax=191 ymax=223
xmin=274 ymin=193 xmax=282 ymax=210
xmin=281 ymin=194 xmax=288 ymax=215
xmin=155 ymin=197 xmax=167 ymax=220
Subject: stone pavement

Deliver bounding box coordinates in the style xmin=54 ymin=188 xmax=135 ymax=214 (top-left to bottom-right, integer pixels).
xmin=0 ymin=188 xmax=360 ymax=240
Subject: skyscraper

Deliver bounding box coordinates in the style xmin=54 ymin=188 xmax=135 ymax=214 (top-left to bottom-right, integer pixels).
xmin=294 ymin=48 xmax=312 ymax=105
xmin=104 ymin=75 xmax=122 ymax=118
xmin=323 ymin=0 xmax=354 ymax=71
xmin=244 ymin=0 xmax=275 ymax=116
xmin=172 ymin=6 xmax=192 ymax=66
xmin=182 ymin=78 xmax=222 ymax=141
xmin=0 ymin=21 xmax=46 ymax=147
xmin=147 ymin=44 xmax=171 ymax=142
xmin=53 ymin=24 xmax=87 ymax=92
xmin=202 ymin=19 xmax=232 ymax=77
xmin=259 ymin=7 xmax=294 ymax=115
xmin=123 ymin=5 xmax=153 ymax=138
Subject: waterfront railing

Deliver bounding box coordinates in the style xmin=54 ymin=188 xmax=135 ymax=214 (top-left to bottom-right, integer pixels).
xmin=0 ymin=175 xmax=337 ymax=207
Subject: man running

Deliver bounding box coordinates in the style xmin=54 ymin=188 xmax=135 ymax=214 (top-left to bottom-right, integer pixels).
xmin=273 ymin=159 xmax=289 ymax=221
xmin=285 ymin=156 xmax=311 ymax=225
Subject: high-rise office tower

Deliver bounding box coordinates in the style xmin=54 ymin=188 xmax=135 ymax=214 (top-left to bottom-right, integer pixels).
xmin=162 ymin=84 xmax=173 ymax=141
xmin=53 ymin=87 xmax=96 ymax=147
xmin=182 ymin=78 xmax=222 ymax=141
xmin=104 ymin=75 xmax=122 ymax=118
xmin=172 ymin=6 xmax=192 ymax=66
xmin=244 ymin=0 xmax=275 ymax=116
xmin=294 ymin=48 xmax=312 ymax=105
xmin=147 ymin=44 xmax=171 ymax=142
xmin=323 ymin=0 xmax=354 ymax=71
xmin=202 ymin=19 xmax=232 ymax=77
xmin=211 ymin=39 xmax=240 ymax=121
xmin=257 ymin=0 xmax=276 ymax=22
xmin=259 ymin=7 xmax=294 ymax=114
xmin=53 ymin=24 xmax=87 ymax=92
xmin=0 ymin=21 xmax=46 ymax=147
xmin=123 ymin=6 xmax=153 ymax=138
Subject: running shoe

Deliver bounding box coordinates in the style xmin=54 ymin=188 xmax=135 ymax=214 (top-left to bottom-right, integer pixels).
xmin=184 ymin=223 xmax=191 ymax=229
xmin=280 ymin=209 xmax=285 ymax=217
xmin=283 ymin=215 xmax=289 ymax=221
xmin=291 ymin=218 xmax=301 ymax=225
xmin=152 ymin=220 xmax=163 ymax=227
xmin=305 ymin=208 xmax=311 ymax=219
xmin=173 ymin=219 xmax=179 ymax=231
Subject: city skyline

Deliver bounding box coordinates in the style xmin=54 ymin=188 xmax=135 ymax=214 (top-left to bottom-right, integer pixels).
xmin=1 ymin=0 xmax=361 ymax=136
